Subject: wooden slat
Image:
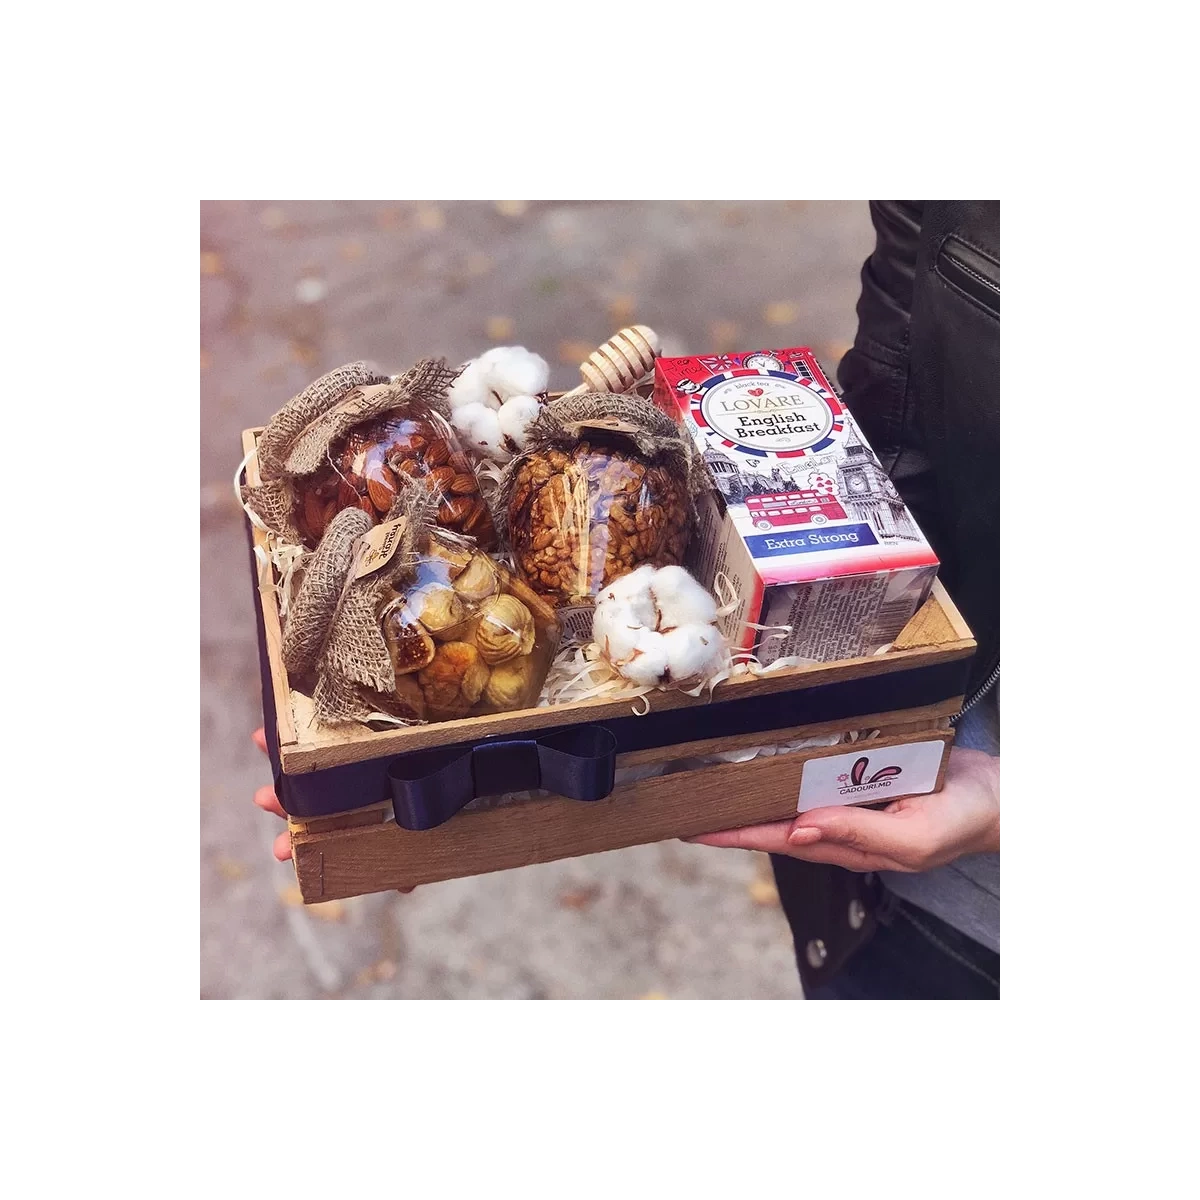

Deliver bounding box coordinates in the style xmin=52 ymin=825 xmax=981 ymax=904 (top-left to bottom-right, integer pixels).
xmin=290 ymin=728 xmax=954 ymax=901
xmin=241 ymin=427 xmax=297 ymax=749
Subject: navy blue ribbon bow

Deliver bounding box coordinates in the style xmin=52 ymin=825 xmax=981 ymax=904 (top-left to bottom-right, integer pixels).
xmin=387 ymin=725 xmax=618 ymax=831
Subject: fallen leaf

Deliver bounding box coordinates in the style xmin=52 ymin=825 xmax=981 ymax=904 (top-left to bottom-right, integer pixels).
xmin=290 ymin=340 xmax=318 ymax=366
xmin=558 ymin=340 xmax=595 ymax=366
xmin=375 ymin=206 xmax=403 ymax=230
xmin=200 ymin=251 xmax=223 ymax=276
xmin=534 ymin=276 xmax=561 ymax=296
xmin=416 ymin=204 xmax=445 ymax=231
xmin=485 ymin=316 xmax=515 ymax=340
xmin=822 ymin=339 xmax=853 ymax=362
xmin=785 ymin=201 xmax=809 ymax=212
xmin=763 ymin=302 xmax=799 ymax=326
xmin=494 ymin=200 xmax=528 ymax=218
xmin=199 ymin=349 xmax=211 ymax=372
xmin=279 ymin=885 xmax=305 ymax=907
xmin=747 ymin=878 xmax=780 ymax=907
xmin=259 ymin=362 xmax=286 ymax=383
xmin=721 ymin=206 xmax=748 ymax=227
xmin=375 ymin=959 xmax=397 ymax=981
xmin=308 ymin=899 xmax=346 ymax=922
xmin=216 ymin=858 xmax=246 ymax=880
xmin=559 ymin=885 xmax=601 ymax=911
xmin=260 ymin=206 xmax=287 ymax=230
xmin=708 ymin=319 xmax=740 ymax=352
xmin=466 ymin=252 xmax=494 ymax=276
xmin=638 ymin=991 xmax=668 ymax=1000
xmin=340 ymin=240 xmax=365 ymax=261
xmin=608 ymin=295 xmax=637 ymax=324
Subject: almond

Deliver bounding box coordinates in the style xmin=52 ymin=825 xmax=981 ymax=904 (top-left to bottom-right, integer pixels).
xmin=366 ymin=464 xmax=398 ymax=514
xmin=450 ymin=473 xmax=479 ymax=496
xmin=425 ymin=439 xmax=451 ymax=467
xmin=439 ymin=495 xmax=474 ymax=526
xmin=427 ymin=465 xmax=457 ymax=493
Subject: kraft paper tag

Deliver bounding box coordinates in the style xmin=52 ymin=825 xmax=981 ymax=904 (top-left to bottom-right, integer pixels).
xmin=562 ymin=417 xmax=643 ymax=439
xmin=333 ymin=383 xmax=395 ymax=420
xmin=796 ymin=739 xmax=947 ymax=812
xmin=354 ymin=516 xmax=409 ymax=579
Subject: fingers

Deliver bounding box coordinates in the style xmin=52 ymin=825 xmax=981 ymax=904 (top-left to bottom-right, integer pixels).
xmin=254 ymin=785 xmax=287 ymax=820
xmin=790 ymin=803 xmax=926 ymax=863
xmin=273 ymin=830 xmax=292 ymax=862
xmin=776 ymin=839 xmax=888 ymax=872
xmin=252 ymin=727 xmax=268 ymax=756
xmin=683 ymin=820 xmax=798 ymax=854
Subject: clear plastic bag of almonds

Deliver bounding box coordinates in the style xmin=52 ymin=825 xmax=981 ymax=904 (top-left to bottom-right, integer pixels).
xmin=242 ymin=359 xmax=499 ymax=552
xmin=502 ymin=392 xmax=697 ymax=641
xmin=281 ymin=494 xmax=558 ymax=728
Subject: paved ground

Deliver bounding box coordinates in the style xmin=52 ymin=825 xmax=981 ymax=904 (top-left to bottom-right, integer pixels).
xmin=200 ymin=200 xmax=874 ymax=999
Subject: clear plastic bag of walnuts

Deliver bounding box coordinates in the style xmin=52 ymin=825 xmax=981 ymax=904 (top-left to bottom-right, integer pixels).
xmin=502 ymin=393 xmax=698 ymax=641
xmin=282 ymin=497 xmax=558 ymax=728
xmin=243 ymin=359 xmax=498 ymax=551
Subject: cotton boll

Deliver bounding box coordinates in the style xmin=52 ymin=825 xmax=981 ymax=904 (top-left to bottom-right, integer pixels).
xmin=452 ymin=401 xmax=506 ymax=458
xmin=447 ymin=359 xmax=497 ymax=411
xmin=617 ymin=628 xmax=670 ymax=687
xmin=597 ymin=564 xmax=658 ymax=628
xmin=660 ymin=623 xmax=724 ymax=683
xmin=650 ymin=565 xmax=718 ymax=630
xmin=497 ymin=393 xmax=542 ymax=453
xmin=599 ymin=564 xmax=656 ymax=605
xmin=479 ymin=346 xmax=549 ymax=398
xmin=593 ymin=600 xmax=644 ymax=665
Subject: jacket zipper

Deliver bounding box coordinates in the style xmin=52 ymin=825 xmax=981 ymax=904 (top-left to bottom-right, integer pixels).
xmin=952 ymin=661 xmax=1000 ymax=724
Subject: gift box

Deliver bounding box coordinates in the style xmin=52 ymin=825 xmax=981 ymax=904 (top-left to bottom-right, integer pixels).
xmin=241 ymin=424 xmax=975 ymax=903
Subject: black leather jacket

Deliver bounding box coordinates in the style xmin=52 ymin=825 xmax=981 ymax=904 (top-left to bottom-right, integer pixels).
xmin=774 ymin=201 xmax=1000 ymax=991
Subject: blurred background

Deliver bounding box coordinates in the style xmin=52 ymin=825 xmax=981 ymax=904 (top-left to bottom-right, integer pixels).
xmin=200 ymin=200 xmax=874 ymax=999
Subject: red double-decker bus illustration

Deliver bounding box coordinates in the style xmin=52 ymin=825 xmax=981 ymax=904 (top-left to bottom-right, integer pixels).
xmin=745 ymin=489 xmax=847 ymax=530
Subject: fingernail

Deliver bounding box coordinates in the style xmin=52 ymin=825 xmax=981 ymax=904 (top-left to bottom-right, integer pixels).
xmin=788 ymin=826 xmax=821 ymax=846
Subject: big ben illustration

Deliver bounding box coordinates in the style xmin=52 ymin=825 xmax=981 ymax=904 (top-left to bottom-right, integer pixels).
xmin=835 ymin=424 xmax=919 ymax=540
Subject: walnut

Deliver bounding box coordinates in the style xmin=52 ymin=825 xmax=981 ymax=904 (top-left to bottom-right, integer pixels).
xmin=475 ymin=594 xmax=536 ymax=664
xmin=483 ymin=655 xmax=536 ymax=710
xmin=417 ymin=641 xmax=490 ymax=720
xmin=508 ymin=442 xmax=690 ymax=609
xmin=452 ymin=553 xmax=500 ymax=602
xmin=409 ymin=585 xmax=465 ymax=637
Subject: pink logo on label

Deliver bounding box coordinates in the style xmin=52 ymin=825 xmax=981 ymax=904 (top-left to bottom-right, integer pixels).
xmin=849 ymin=755 xmax=902 ymax=786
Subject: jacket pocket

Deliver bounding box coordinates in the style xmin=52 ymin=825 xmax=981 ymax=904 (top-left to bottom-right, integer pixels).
xmin=935 ymin=235 xmax=999 ymax=318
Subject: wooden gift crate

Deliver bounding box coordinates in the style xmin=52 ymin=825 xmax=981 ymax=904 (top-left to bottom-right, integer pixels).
xmin=242 ymin=428 xmax=975 ymax=903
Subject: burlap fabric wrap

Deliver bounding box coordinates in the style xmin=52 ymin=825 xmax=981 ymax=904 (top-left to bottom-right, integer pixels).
xmin=498 ymin=391 xmax=704 ymax=533
xmin=242 ymin=358 xmax=458 ymax=546
xmin=282 ymin=482 xmax=437 ymax=725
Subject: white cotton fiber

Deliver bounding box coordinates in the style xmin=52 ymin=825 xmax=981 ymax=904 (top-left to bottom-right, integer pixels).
xmin=649 ymin=564 xmax=719 ymax=630
xmin=496 ymin=393 xmax=542 ymax=453
xmin=479 ymin=346 xmax=549 ymax=398
xmin=447 ymin=359 xmax=497 ymax=411
xmin=452 ymin=401 xmax=505 ymax=457
xmin=618 ymin=628 xmax=671 ymax=687
xmin=661 ymin=623 xmax=723 ymax=683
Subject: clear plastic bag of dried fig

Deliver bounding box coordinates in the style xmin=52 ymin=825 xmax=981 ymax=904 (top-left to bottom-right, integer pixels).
xmin=243 ymin=359 xmax=499 ymax=551
xmin=283 ymin=489 xmax=558 ymax=727
xmin=501 ymin=392 xmax=697 ymax=642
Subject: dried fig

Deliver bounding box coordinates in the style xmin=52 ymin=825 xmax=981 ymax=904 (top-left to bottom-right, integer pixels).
xmin=475 ymin=594 xmax=535 ymax=664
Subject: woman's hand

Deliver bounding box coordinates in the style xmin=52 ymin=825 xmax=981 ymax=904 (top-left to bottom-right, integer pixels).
xmin=250 ymin=728 xmax=415 ymax=892
xmin=251 ymin=727 xmax=293 ymax=863
xmin=685 ymin=746 xmax=999 ymax=873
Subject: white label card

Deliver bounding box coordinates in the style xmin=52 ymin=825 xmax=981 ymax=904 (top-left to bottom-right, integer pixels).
xmin=797 ymin=739 xmax=947 ymax=813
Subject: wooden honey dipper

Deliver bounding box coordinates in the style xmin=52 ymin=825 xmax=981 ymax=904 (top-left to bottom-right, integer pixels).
xmin=560 ymin=325 xmax=661 ymax=398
